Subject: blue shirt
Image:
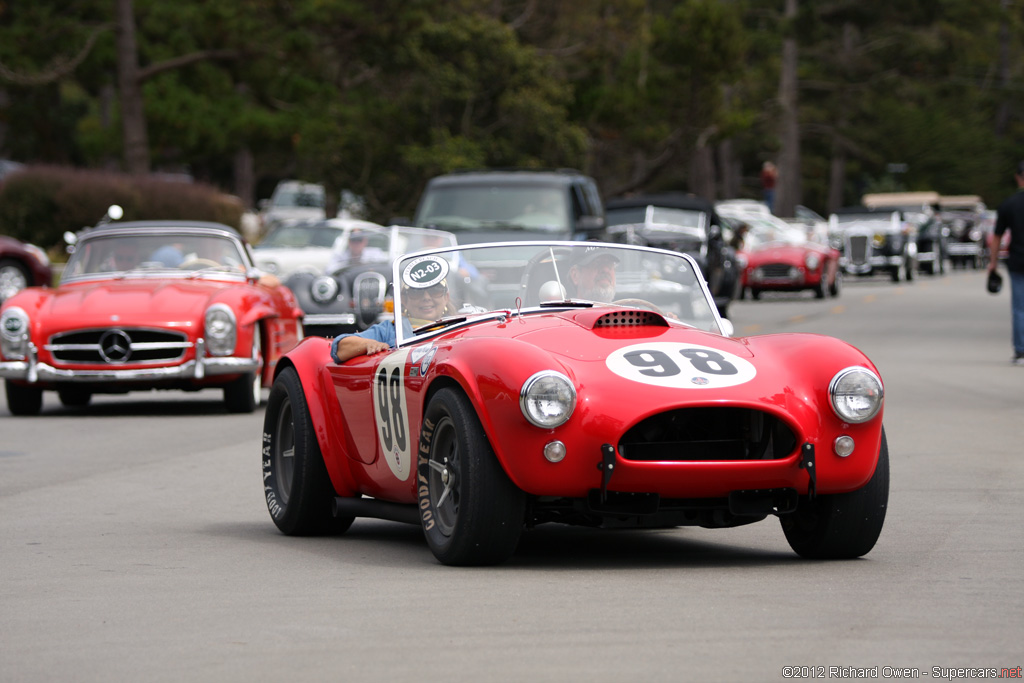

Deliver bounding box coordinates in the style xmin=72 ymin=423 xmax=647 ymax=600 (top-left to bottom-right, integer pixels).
xmin=330 ymin=318 xmax=413 ymax=363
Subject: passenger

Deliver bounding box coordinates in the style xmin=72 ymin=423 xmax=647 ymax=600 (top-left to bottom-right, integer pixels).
xmin=325 ymin=228 xmax=388 ymax=274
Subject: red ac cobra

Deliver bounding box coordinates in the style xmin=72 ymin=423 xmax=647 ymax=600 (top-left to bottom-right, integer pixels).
xmin=1 ymin=217 xmax=303 ymax=415
xmin=262 ymin=241 xmax=887 ymax=565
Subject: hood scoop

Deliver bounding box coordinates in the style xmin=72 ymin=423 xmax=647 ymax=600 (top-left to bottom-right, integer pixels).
xmin=593 ymin=309 xmax=668 ymax=329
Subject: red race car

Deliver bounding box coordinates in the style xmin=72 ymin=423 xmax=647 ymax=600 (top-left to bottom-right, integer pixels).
xmin=738 ymin=218 xmax=841 ymax=300
xmin=262 ymin=241 xmax=886 ymax=565
xmin=1 ymin=213 xmax=303 ymax=415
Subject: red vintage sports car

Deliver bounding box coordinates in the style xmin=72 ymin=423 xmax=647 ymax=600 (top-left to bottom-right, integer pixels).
xmin=262 ymin=241 xmax=887 ymax=565
xmin=1 ymin=216 xmax=303 ymax=415
xmin=738 ymin=218 xmax=841 ymax=300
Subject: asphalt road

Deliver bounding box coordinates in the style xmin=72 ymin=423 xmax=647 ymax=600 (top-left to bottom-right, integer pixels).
xmin=2 ymin=268 xmax=1022 ymax=682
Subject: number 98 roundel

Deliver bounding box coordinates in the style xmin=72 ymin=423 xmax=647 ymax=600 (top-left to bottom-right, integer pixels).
xmin=373 ymin=349 xmax=413 ymax=480
xmin=606 ymin=342 xmax=756 ymax=389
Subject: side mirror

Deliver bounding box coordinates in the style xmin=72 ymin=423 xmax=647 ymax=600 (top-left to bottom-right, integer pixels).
xmin=63 ymin=230 xmax=78 ymax=246
xmin=576 ymin=215 xmax=605 ymax=233
xmin=107 ymin=204 xmax=123 ymax=221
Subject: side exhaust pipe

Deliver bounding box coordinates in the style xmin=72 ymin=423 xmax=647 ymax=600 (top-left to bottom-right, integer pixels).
xmin=333 ymin=497 xmax=420 ymax=525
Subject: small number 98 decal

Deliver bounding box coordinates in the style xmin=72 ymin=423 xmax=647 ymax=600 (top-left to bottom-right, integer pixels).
xmin=608 ymin=342 xmax=755 ymax=389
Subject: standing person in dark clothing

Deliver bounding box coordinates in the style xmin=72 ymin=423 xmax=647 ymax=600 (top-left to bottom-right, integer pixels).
xmin=760 ymin=161 xmax=778 ymax=213
xmin=988 ymin=160 xmax=1024 ymax=365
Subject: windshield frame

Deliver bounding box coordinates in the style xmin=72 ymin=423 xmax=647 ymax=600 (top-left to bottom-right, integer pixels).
xmin=392 ymin=240 xmax=725 ymax=347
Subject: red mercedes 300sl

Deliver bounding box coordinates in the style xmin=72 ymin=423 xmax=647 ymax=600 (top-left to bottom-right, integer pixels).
xmin=1 ymin=217 xmax=303 ymax=414
xmin=262 ymin=240 xmax=886 ymax=565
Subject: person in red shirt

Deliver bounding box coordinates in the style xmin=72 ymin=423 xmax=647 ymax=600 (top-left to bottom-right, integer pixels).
xmin=760 ymin=161 xmax=778 ymax=214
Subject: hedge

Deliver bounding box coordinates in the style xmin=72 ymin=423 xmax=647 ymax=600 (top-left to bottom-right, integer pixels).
xmin=0 ymin=165 xmax=244 ymax=252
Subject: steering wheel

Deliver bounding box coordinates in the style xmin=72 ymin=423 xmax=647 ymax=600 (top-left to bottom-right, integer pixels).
xmin=613 ymin=298 xmax=665 ymax=315
xmin=179 ymin=258 xmax=221 ymax=270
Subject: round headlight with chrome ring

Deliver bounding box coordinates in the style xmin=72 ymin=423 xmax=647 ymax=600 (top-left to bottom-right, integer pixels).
xmin=520 ymin=371 xmax=576 ymax=428
xmin=204 ymin=304 xmax=237 ymax=356
xmin=805 ymin=252 xmax=821 ymax=270
xmin=1 ymin=306 xmax=30 ymax=360
xmin=311 ymin=276 xmax=339 ymax=304
xmin=829 ymin=367 xmax=883 ymax=424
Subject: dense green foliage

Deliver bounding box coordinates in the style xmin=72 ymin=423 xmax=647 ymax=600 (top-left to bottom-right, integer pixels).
xmin=0 ymin=167 xmax=243 ymax=248
xmin=2 ymin=0 xmax=1023 ymax=226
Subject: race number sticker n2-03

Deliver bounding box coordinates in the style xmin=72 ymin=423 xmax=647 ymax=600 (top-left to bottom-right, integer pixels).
xmin=373 ymin=349 xmax=413 ymax=480
xmin=606 ymin=342 xmax=756 ymax=389
xmin=402 ymin=255 xmax=449 ymax=289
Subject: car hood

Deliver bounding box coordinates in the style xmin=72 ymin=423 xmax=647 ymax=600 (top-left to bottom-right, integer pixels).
xmin=745 ymin=243 xmax=814 ymax=264
xmin=36 ymin=279 xmax=235 ymax=332
xmin=436 ymin=308 xmax=872 ymax=434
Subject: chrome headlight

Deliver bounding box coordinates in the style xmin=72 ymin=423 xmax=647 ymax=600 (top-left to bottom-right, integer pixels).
xmin=804 ymin=252 xmax=821 ymax=270
xmin=1 ymin=306 xmax=30 ymax=360
xmin=829 ymin=367 xmax=883 ymax=424
xmin=520 ymin=371 xmax=576 ymax=428
xmin=204 ymin=304 xmax=237 ymax=356
xmin=311 ymin=276 xmax=339 ymax=304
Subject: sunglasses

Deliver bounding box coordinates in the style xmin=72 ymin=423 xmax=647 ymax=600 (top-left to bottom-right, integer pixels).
xmin=405 ymin=285 xmax=448 ymax=299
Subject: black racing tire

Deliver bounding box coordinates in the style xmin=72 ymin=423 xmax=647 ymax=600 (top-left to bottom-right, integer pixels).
xmin=750 ymin=288 xmax=761 ymax=300
xmin=418 ymin=387 xmax=525 ymax=566
xmin=262 ymin=366 xmax=353 ymax=536
xmin=224 ymin=326 xmax=264 ymax=413
xmin=5 ymin=380 xmax=42 ymax=416
xmin=781 ymin=428 xmax=890 ymax=559
xmin=829 ymin=270 xmax=842 ymax=297
xmin=57 ymin=386 xmax=92 ymax=407
xmin=814 ymin=277 xmax=827 ymax=299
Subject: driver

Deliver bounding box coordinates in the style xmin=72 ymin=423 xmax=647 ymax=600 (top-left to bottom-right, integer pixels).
xmin=330 ymin=278 xmax=452 ymax=364
xmin=567 ymin=246 xmax=619 ymax=302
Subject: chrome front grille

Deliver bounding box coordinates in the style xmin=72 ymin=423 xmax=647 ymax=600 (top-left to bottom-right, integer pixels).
xmin=618 ymin=406 xmax=798 ymax=462
xmin=353 ymin=272 xmax=387 ymax=327
xmin=47 ymin=328 xmax=190 ymax=365
xmin=847 ymin=235 xmax=869 ymax=265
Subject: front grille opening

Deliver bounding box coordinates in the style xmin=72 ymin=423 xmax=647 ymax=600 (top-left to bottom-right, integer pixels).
xmin=619 ymin=407 xmax=798 ymax=462
xmin=848 ymin=235 xmax=869 ymax=264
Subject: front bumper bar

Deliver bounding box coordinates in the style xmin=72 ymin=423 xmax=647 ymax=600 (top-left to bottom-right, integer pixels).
xmin=0 ymin=339 xmax=257 ymax=384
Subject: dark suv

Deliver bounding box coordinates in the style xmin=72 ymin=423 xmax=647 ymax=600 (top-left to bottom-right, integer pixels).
xmin=411 ymin=169 xmax=606 ymax=243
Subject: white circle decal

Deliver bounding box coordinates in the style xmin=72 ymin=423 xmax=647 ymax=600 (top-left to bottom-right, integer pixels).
xmin=402 ymin=255 xmax=450 ymax=289
xmin=373 ymin=349 xmax=413 ymax=480
xmin=606 ymin=342 xmax=756 ymax=389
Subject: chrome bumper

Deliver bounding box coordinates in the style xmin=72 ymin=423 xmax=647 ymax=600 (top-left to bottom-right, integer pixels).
xmin=0 ymin=339 xmax=257 ymax=384
xmin=302 ymin=313 xmax=357 ymax=326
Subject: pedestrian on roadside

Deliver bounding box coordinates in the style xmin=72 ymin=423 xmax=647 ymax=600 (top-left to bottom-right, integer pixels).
xmin=760 ymin=161 xmax=778 ymax=214
xmin=988 ymin=160 xmax=1024 ymax=365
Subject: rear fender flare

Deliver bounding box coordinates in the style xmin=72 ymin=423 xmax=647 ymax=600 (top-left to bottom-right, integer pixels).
xmin=274 ymin=337 xmax=358 ymax=496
